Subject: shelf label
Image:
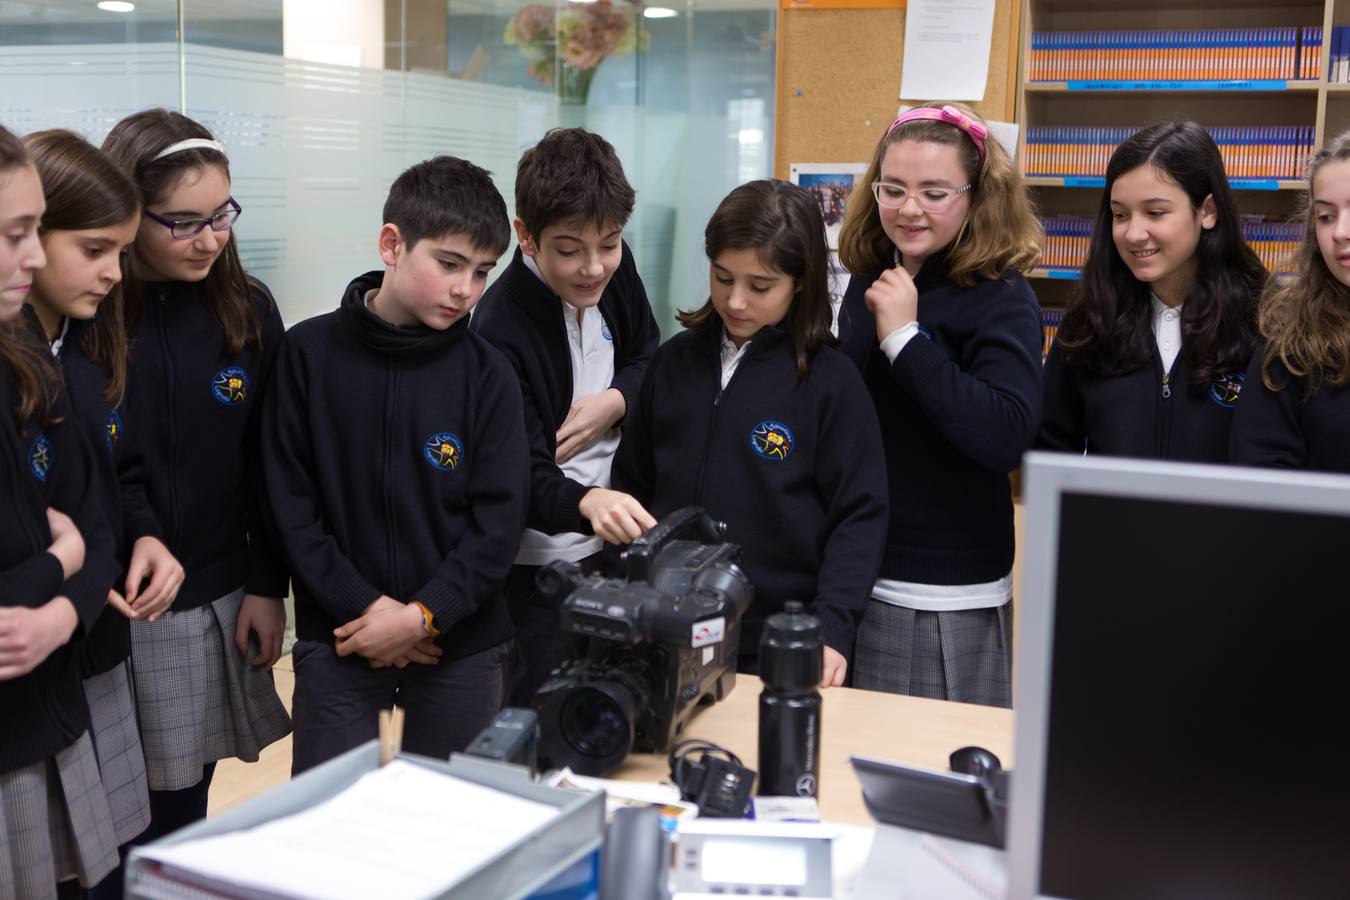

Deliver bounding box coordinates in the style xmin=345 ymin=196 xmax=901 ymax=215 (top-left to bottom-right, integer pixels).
xmin=1066 ymin=79 xmax=1288 ymax=91
xmin=1061 ymin=176 xmax=1106 ymax=188
xmin=1045 ymin=268 xmax=1080 ymax=280
xmin=1227 ymin=178 xmax=1280 ymax=191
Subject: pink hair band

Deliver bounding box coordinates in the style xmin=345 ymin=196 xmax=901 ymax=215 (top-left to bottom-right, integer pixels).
xmin=887 ymin=105 xmax=988 ymax=160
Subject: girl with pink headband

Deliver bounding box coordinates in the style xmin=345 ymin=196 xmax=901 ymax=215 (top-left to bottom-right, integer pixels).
xmin=835 ymin=101 xmax=1042 ymax=708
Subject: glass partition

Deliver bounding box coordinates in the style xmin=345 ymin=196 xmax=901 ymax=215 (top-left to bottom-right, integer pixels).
xmin=1 ymin=0 xmax=776 ymax=332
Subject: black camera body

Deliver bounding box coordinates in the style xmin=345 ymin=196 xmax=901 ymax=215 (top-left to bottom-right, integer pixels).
xmin=534 ymin=507 xmax=754 ymax=776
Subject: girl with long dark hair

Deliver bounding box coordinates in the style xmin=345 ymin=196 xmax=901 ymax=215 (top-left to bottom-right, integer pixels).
xmin=101 ymin=109 xmax=290 ymax=838
xmin=1040 ymin=121 xmax=1266 ymax=461
xmin=611 ymin=179 xmax=887 ymax=683
xmin=23 ymin=129 xmax=165 ymax=892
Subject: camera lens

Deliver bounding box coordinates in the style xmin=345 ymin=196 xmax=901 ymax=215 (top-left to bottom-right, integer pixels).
xmin=561 ymin=688 xmax=630 ymax=759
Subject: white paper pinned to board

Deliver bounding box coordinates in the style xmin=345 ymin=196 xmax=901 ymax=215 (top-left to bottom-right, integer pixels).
xmin=899 ymin=0 xmax=997 ymax=101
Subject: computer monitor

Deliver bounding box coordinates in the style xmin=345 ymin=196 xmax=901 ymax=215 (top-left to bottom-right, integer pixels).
xmin=1008 ymin=453 xmax=1350 ymax=900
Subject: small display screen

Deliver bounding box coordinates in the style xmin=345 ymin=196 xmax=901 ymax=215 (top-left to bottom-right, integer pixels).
xmin=699 ymin=837 xmax=808 ymax=886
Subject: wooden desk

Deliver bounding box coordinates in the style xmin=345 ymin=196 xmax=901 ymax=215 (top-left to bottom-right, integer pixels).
xmin=611 ymin=675 xmax=1014 ymax=826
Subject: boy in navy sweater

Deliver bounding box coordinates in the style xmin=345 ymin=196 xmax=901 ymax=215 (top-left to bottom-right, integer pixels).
xmin=264 ymin=157 xmax=528 ymax=773
xmin=472 ymin=128 xmax=659 ymax=706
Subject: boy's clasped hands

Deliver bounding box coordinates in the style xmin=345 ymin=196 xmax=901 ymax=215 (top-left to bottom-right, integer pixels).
xmin=334 ymin=595 xmax=441 ymax=669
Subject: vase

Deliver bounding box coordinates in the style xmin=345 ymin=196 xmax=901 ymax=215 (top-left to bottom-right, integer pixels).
xmin=557 ymin=63 xmax=598 ymax=106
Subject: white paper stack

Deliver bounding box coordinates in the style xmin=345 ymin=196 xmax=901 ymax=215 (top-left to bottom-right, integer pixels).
xmin=136 ymin=761 xmax=560 ymax=900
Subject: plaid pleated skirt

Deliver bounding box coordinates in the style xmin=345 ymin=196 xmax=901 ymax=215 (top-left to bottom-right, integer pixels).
xmin=128 ymin=587 xmax=292 ymax=792
xmin=0 ymin=732 xmax=120 ymax=897
xmin=854 ymin=598 xmax=1013 ymax=708
xmin=82 ymin=661 xmax=151 ymax=845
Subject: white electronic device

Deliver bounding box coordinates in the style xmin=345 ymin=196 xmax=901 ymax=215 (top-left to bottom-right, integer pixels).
xmin=671 ymin=820 xmax=835 ymax=899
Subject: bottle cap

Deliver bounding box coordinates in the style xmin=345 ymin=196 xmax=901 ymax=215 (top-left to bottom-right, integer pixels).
xmin=759 ymin=601 xmax=823 ymax=691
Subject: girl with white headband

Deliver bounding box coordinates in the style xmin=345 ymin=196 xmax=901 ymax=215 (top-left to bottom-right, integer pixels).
xmin=101 ymin=109 xmax=290 ymax=837
xmin=835 ymin=102 xmax=1043 ymax=708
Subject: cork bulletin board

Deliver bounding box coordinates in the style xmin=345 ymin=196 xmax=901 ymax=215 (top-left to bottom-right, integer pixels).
xmin=774 ymin=0 xmax=1022 ymax=178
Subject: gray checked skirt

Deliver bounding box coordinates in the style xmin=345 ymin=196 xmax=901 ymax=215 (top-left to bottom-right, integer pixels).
xmin=0 ymin=731 xmax=120 ymax=897
xmin=128 ymin=587 xmax=292 ymax=792
xmin=854 ymin=598 xmax=1013 ymax=708
xmin=82 ymin=661 xmax=151 ymax=845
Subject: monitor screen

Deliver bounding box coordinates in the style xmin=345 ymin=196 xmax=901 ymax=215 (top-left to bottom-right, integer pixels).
xmin=1010 ymin=455 xmax=1350 ymax=900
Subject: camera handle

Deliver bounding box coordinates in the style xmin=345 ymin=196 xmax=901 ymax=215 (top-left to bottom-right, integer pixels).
xmin=624 ymin=505 xmax=727 ymax=583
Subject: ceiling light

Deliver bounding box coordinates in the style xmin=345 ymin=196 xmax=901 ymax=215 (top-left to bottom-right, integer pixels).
xmin=97 ymin=1 xmax=136 ymax=11
xmin=644 ymin=6 xmax=678 ymax=17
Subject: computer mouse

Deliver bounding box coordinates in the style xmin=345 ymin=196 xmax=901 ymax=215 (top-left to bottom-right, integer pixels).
xmin=949 ymin=745 xmax=1003 ymax=777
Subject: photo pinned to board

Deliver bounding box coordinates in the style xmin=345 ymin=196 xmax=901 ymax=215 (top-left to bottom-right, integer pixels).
xmin=789 ymin=162 xmax=867 ymax=250
xmin=790 ymin=163 xmax=865 ymax=335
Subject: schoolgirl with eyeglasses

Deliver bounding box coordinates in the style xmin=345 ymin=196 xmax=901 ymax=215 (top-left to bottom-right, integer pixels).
xmin=101 ymin=110 xmax=291 ymax=838
xmin=835 ymin=102 xmax=1043 ymax=708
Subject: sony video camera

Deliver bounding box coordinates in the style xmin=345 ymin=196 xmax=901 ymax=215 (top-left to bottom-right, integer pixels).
xmin=533 ymin=507 xmax=754 ymax=776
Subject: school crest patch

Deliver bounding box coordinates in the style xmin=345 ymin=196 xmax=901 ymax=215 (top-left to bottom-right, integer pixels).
xmin=105 ymin=410 xmax=124 ymax=453
xmin=1208 ymin=371 xmax=1244 ymax=408
xmin=749 ymin=420 xmax=795 ymax=461
xmin=29 ymin=434 xmax=53 ymax=483
xmin=211 ymin=366 xmax=250 ymax=406
xmin=423 ymin=432 xmax=464 ymax=471
xmin=601 ymin=320 xmax=613 ymax=341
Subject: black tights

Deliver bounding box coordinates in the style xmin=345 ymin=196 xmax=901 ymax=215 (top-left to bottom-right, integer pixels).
xmin=141 ymin=762 xmax=217 ymax=843
xmin=82 ymin=762 xmax=217 ymax=899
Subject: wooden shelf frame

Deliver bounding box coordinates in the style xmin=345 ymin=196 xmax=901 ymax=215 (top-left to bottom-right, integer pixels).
xmin=1024 ymin=80 xmax=1321 ymax=94
xmin=1016 ymin=0 xmax=1341 ymax=310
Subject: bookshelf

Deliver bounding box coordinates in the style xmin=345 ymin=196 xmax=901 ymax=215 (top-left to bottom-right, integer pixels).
xmin=1017 ymin=0 xmax=1342 ymax=331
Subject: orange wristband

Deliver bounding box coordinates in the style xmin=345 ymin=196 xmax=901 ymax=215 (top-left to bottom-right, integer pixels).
xmin=411 ymin=600 xmax=440 ymax=638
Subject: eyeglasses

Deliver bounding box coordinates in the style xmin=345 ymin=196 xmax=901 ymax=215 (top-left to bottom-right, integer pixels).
xmin=143 ymin=197 xmax=242 ymax=240
xmin=871 ymin=181 xmax=973 ymax=211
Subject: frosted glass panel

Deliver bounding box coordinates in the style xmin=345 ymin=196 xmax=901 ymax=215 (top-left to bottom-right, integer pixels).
xmin=182 ymin=43 xmax=557 ymax=324
xmin=2 ymin=0 xmax=776 ymax=335
xmin=0 ymin=43 xmax=181 ymax=137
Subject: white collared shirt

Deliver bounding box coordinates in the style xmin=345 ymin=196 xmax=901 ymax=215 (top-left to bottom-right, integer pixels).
xmin=515 ymin=257 xmax=617 ymax=565
xmin=1152 ymin=293 xmax=1182 ymax=374
xmin=720 ymin=328 xmax=752 ymax=389
xmin=48 ymin=317 xmax=70 ymax=358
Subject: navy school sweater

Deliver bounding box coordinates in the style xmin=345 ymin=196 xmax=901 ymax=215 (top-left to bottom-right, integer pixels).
xmin=120 ymin=277 xmax=289 ymax=609
xmin=50 ymin=314 xmax=138 ymax=676
xmin=0 ymin=349 xmax=117 ymax=773
xmin=262 ymin=271 xmax=529 ymax=659
xmin=1229 ymin=350 xmax=1350 ymax=473
xmin=610 ymin=323 xmax=888 ymax=659
xmin=1038 ymin=339 xmax=1249 ymax=463
xmin=471 ymin=244 xmax=659 ymax=535
xmin=836 ymin=253 xmax=1043 ymax=586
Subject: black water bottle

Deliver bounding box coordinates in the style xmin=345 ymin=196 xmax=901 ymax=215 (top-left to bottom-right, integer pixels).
xmin=757 ymin=601 xmax=822 ymax=798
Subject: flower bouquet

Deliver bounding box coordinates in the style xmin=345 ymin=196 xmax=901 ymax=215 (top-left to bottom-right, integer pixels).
xmin=504 ymin=0 xmax=645 ymax=104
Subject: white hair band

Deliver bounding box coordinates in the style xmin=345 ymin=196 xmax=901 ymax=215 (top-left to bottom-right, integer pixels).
xmin=151 ymin=138 xmax=227 ymax=162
